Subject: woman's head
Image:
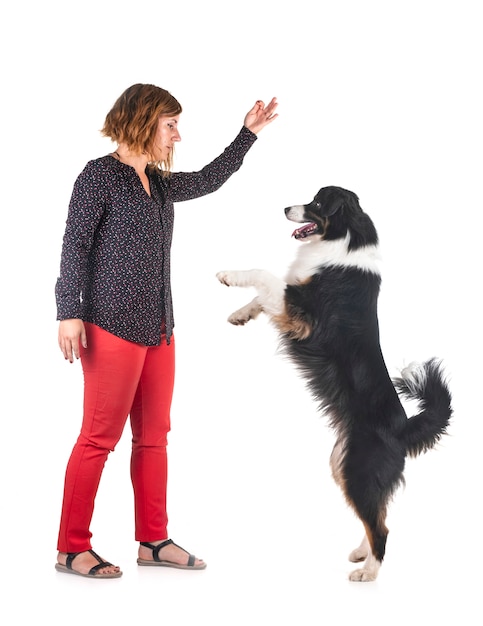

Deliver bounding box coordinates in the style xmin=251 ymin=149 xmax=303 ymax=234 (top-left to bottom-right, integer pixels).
xmin=102 ymin=83 xmax=182 ymax=172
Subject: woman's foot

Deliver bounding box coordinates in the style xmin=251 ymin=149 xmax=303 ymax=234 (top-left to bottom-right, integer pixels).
xmin=57 ymin=550 xmax=122 ymax=577
xmin=138 ymin=539 xmax=206 ymax=569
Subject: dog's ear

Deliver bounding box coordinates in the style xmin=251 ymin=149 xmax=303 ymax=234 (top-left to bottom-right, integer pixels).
xmin=318 ymin=187 xmax=360 ymax=217
xmin=322 ymin=196 xmax=346 ymax=217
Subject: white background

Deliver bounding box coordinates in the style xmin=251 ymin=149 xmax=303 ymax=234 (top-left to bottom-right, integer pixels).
xmin=1 ymin=1 xmax=481 ymax=624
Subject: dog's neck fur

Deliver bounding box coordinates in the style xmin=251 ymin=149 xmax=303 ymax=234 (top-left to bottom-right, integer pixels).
xmin=285 ymin=233 xmax=381 ymax=284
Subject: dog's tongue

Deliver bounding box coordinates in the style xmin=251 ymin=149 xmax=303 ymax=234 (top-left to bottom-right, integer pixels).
xmin=292 ymin=223 xmax=318 ymax=239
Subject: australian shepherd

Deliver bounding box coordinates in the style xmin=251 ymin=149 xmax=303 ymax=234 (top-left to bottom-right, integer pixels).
xmin=216 ymin=185 xmax=452 ymax=582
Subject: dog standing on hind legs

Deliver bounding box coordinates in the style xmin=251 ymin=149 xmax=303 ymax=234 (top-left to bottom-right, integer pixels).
xmin=216 ymin=186 xmax=452 ymax=582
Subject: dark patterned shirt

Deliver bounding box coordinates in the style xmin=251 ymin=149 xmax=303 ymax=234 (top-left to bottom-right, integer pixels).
xmin=55 ymin=125 xmax=257 ymax=345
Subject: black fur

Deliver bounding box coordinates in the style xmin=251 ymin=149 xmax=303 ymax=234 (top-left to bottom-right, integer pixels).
xmin=217 ymin=186 xmax=453 ymax=581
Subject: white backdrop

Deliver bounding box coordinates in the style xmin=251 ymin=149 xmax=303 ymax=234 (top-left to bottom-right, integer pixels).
xmin=1 ymin=1 xmax=481 ymax=624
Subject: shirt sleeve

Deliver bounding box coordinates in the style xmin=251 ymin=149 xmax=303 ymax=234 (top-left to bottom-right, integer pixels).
xmin=166 ymin=125 xmax=257 ymax=202
xmin=55 ymin=161 xmax=107 ymax=320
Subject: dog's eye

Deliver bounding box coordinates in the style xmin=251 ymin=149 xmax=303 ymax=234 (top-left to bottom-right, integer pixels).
xmin=315 ymin=202 xmax=321 ymax=208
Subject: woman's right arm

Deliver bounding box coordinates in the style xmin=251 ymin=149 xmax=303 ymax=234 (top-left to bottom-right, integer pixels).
xmin=58 ymin=318 xmax=87 ymax=363
xmin=55 ymin=161 xmax=106 ymax=361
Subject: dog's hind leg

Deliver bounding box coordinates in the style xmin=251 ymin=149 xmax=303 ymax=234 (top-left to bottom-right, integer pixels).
xmin=339 ymin=434 xmax=405 ymax=582
xmin=348 ymin=534 xmax=370 ymax=563
xmin=331 ymin=440 xmax=372 ymax=568
xmin=346 ymin=508 xmax=387 ymax=582
xmin=342 ymin=455 xmax=401 ymax=580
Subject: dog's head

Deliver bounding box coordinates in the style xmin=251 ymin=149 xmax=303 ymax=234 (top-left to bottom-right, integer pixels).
xmin=284 ymin=186 xmax=378 ymax=250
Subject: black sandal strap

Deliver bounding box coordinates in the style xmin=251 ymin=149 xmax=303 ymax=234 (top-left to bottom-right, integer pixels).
xmin=65 ymin=552 xmax=80 ymax=570
xmin=87 ymin=549 xmax=114 ymax=574
xmin=88 ymin=549 xmax=103 ymax=563
xmin=88 ymin=561 xmax=113 ymax=575
xmin=139 ymin=539 xmax=196 ymax=566
xmin=65 ymin=549 xmax=113 ymax=574
xmin=169 ymin=541 xmax=196 ymax=567
xmin=139 ymin=540 xmax=169 ymax=561
xmin=141 ymin=539 xmax=195 ymax=563
xmin=151 ymin=539 xmax=173 ymax=562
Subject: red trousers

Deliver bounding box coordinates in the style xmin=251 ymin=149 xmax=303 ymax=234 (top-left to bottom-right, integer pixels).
xmin=57 ymin=323 xmax=175 ymax=553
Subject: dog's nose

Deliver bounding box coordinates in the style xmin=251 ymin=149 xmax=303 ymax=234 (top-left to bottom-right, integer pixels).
xmin=284 ymin=207 xmax=291 ymax=215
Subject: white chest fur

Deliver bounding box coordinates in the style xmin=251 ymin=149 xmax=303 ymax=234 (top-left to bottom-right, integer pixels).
xmin=285 ymin=234 xmax=381 ymax=284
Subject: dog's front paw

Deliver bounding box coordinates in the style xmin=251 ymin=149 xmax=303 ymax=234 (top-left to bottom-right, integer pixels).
xmin=216 ymin=271 xmax=235 ymax=287
xmin=227 ymin=312 xmax=250 ymax=326
xmin=227 ymin=300 xmax=262 ymax=326
xmin=227 ymin=307 xmax=253 ymax=326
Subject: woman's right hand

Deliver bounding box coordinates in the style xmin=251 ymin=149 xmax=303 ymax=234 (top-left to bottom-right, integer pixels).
xmin=58 ymin=319 xmax=87 ymax=363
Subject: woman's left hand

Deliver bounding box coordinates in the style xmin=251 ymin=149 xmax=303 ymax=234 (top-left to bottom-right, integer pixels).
xmin=244 ymin=97 xmax=279 ymax=134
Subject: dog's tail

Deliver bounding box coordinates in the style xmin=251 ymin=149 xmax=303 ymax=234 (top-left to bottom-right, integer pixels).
xmin=393 ymin=358 xmax=453 ymax=457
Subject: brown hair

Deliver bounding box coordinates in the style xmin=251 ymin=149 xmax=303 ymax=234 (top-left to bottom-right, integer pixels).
xmin=101 ymin=83 xmax=182 ymax=173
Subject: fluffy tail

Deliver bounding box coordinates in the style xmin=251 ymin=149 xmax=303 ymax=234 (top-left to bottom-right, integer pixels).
xmin=393 ymin=358 xmax=453 ymax=457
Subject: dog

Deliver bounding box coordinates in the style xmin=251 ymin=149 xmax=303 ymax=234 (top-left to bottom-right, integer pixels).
xmin=216 ymin=185 xmax=452 ymax=582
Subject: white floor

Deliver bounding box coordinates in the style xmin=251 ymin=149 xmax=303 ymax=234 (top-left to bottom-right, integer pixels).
xmin=3 ymin=320 xmax=479 ymax=625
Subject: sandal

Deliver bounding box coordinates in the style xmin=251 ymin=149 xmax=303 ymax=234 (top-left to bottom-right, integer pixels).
xmin=55 ymin=549 xmax=123 ymax=579
xmin=137 ymin=539 xmax=207 ymax=570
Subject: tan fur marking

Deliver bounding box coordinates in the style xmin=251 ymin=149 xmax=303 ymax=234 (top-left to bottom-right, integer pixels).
xmin=330 ymin=439 xmax=346 ymax=488
xmin=273 ymin=311 xmax=312 ymax=340
xmin=296 ymin=276 xmax=313 ymax=286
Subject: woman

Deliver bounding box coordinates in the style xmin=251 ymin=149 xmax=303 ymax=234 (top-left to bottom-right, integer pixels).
xmin=55 ymin=83 xmax=278 ymax=579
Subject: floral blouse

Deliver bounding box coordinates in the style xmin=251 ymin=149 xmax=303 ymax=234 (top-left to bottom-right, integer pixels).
xmin=55 ymin=125 xmax=257 ymax=345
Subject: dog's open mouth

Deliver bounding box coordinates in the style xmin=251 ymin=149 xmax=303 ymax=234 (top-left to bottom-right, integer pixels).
xmin=292 ymin=223 xmax=319 ymax=239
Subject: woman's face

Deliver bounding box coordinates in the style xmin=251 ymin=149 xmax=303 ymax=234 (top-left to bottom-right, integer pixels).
xmin=154 ymin=115 xmax=181 ymax=161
